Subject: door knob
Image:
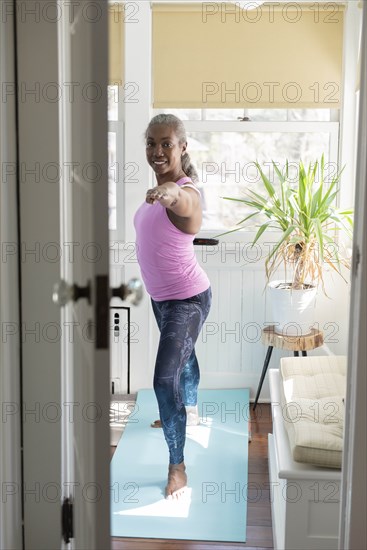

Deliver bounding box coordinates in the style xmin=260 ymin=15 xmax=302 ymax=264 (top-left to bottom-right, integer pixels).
xmin=111 ymin=278 xmax=143 ymax=306
xmin=52 ymin=280 xmax=91 ymax=306
xmin=53 ymin=277 xmax=143 ymax=307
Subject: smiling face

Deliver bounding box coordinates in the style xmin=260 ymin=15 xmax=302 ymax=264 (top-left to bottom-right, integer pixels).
xmin=145 ymin=124 xmax=187 ymax=183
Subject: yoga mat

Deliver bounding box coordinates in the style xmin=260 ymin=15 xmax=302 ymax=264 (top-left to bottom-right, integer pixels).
xmin=111 ymin=388 xmax=250 ymax=542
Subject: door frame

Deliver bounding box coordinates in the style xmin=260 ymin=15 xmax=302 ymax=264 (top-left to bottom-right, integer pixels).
xmin=0 ymin=5 xmax=22 ymax=549
xmin=57 ymin=0 xmax=111 ymax=547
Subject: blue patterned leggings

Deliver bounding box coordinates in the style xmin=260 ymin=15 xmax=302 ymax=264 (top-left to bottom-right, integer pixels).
xmin=151 ymin=287 xmax=212 ymax=464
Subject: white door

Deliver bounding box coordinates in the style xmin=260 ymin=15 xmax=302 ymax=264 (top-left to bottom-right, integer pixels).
xmin=340 ymin=3 xmax=367 ymax=548
xmin=57 ymin=2 xmax=110 ymax=548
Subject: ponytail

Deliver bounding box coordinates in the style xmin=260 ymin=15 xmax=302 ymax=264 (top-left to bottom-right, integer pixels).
xmin=181 ymin=151 xmax=199 ymax=183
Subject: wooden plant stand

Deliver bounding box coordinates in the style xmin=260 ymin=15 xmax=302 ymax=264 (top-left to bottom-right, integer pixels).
xmin=253 ymin=326 xmax=324 ymax=410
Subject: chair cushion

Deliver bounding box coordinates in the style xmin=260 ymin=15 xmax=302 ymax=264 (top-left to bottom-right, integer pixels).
xmin=279 ymin=355 xmax=346 ymax=468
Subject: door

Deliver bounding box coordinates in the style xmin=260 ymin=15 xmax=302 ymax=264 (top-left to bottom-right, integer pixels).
xmin=57 ymin=2 xmax=110 ymax=548
xmin=340 ymin=3 xmax=367 ymax=548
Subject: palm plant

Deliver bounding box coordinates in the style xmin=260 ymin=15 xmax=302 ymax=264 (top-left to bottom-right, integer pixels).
xmin=219 ymin=155 xmax=354 ymax=294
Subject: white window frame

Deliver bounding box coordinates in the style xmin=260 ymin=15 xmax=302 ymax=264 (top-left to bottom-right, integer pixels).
xmin=155 ymin=114 xmax=340 ymax=237
xmin=108 ymin=85 xmax=125 ymax=243
xmin=109 ymin=107 xmax=340 ymax=241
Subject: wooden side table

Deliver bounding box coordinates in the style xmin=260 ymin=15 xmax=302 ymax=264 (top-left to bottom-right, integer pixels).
xmin=253 ymin=326 xmax=324 ymax=410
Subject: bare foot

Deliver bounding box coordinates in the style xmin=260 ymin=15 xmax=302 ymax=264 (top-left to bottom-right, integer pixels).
xmin=151 ymin=419 xmax=162 ymax=428
xmin=165 ymin=462 xmax=187 ymax=500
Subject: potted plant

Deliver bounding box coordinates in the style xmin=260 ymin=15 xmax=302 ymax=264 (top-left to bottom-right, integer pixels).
xmin=218 ymin=155 xmax=354 ymax=335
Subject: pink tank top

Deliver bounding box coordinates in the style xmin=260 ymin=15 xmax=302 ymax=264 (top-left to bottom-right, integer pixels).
xmin=134 ymin=177 xmax=210 ymax=301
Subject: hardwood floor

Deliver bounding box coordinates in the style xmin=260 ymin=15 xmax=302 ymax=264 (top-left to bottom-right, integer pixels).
xmin=111 ymin=403 xmax=273 ymax=550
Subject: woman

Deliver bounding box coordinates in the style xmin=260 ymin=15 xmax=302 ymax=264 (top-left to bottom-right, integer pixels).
xmin=134 ymin=114 xmax=212 ymax=500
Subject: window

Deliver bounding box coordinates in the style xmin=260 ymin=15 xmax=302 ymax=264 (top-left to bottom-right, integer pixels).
xmin=154 ymin=109 xmax=339 ymax=231
xmin=108 ymin=131 xmax=117 ymax=231
xmin=108 ymin=85 xmax=122 ymax=232
xmin=108 ymin=93 xmax=340 ymax=234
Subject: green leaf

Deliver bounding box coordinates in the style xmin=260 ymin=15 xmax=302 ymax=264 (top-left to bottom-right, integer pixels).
xmin=235 ymin=210 xmax=262 ymax=226
xmin=255 ymin=162 xmax=277 ymax=199
xmin=313 ymin=217 xmax=324 ymax=261
xmin=252 ymin=221 xmax=274 ymax=245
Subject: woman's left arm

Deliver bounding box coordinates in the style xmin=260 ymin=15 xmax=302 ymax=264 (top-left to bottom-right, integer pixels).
xmin=146 ymin=182 xmax=200 ymax=218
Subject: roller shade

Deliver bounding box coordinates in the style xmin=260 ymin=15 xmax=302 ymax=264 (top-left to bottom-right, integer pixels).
xmin=109 ymin=5 xmax=124 ymax=86
xmin=153 ymin=2 xmax=344 ymax=108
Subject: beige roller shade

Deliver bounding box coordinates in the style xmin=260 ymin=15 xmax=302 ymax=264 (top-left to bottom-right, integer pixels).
xmin=153 ymin=2 xmax=344 ymax=108
xmin=109 ymin=5 xmax=124 ymax=86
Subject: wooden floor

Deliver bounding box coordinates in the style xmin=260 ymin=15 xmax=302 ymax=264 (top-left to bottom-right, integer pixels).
xmin=111 ymin=403 xmax=274 ymax=550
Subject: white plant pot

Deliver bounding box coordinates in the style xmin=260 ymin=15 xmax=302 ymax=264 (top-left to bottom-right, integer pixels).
xmin=268 ymin=280 xmax=317 ymax=336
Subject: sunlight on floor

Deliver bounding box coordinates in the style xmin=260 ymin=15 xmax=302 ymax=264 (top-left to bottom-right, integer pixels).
xmin=186 ymin=418 xmax=213 ymax=449
xmin=110 ymin=396 xmax=214 ymax=449
xmin=113 ymin=488 xmax=192 ymax=518
xmin=110 ymin=397 xmax=136 ymax=446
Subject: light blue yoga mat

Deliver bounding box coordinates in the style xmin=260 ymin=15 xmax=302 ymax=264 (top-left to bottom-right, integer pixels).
xmin=111 ymin=388 xmax=250 ymax=542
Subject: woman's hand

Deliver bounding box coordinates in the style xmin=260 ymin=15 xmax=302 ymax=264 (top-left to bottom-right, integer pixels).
xmin=146 ymin=183 xmax=178 ymax=206
xmin=146 ymin=181 xmax=202 ymax=233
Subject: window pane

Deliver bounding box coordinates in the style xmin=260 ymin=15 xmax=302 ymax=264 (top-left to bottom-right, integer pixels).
xmin=187 ymin=131 xmax=331 ymax=230
xmin=108 ymin=132 xmax=117 ymax=231
xmin=108 ymin=86 xmax=119 ymax=121
xmin=244 ymin=109 xmax=333 ymax=121
xmin=288 ymin=109 xmax=331 ymax=121
xmin=153 ymin=108 xmax=202 ymax=120
xmin=204 ymin=109 xmax=249 ymax=121
xmin=244 ymin=109 xmax=287 ymax=121
xmin=153 ymin=108 xmax=335 ymax=122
